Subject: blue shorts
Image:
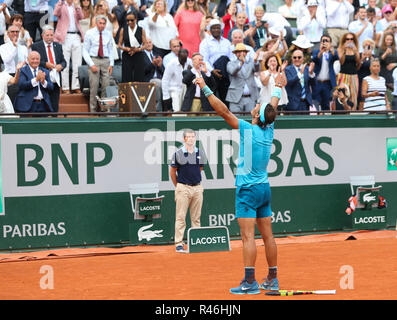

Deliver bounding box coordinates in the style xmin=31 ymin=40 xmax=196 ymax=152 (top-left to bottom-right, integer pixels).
xmin=235 ymin=183 xmax=272 ymax=218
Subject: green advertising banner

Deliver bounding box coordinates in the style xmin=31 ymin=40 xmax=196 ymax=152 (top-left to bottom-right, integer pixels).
xmin=0 ymin=116 xmax=396 ymax=251
xmin=387 ymin=138 xmax=397 ymax=171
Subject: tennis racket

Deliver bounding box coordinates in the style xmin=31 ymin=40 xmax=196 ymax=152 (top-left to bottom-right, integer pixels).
xmin=265 ymin=290 xmax=336 ymax=296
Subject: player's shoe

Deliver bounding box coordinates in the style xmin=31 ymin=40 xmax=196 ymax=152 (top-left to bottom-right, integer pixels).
xmin=259 ymin=277 xmax=279 ymax=291
xmin=175 ymin=245 xmax=186 ymax=253
xmin=230 ymin=280 xmax=260 ymax=295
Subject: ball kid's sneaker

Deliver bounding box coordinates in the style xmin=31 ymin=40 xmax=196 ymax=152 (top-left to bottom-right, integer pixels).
xmin=230 ymin=280 xmax=260 ymax=295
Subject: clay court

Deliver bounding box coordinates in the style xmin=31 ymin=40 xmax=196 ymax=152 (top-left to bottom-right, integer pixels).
xmin=1 ymin=230 xmax=396 ymax=301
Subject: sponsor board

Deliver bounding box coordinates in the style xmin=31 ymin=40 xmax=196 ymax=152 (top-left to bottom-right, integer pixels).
xmin=187 ymin=227 xmax=231 ymax=253
xmin=351 ymin=209 xmax=387 ymax=230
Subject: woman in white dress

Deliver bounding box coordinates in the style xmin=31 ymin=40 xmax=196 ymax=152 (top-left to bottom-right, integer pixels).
xmin=258 ymin=55 xmax=288 ymax=109
xmin=0 ymin=59 xmax=24 ymax=116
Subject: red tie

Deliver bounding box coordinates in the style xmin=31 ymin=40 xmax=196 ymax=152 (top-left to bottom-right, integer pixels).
xmin=98 ymin=32 xmax=104 ymax=58
xmin=47 ymin=45 xmax=55 ymax=64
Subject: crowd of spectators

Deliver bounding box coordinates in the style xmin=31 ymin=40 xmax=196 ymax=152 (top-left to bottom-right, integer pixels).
xmin=1 ymin=0 xmax=397 ymax=116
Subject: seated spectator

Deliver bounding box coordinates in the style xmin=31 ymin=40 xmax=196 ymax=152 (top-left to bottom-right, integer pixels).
xmin=392 ymin=66 xmax=397 ymax=111
xmin=0 ymin=56 xmax=23 ymax=115
xmin=358 ymin=38 xmax=376 ymax=110
xmin=348 ymin=6 xmax=377 ymax=53
xmin=4 ymin=14 xmax=32 ymax=50
xmin=298 ymin=0 xmax=327 ymax=51
xmin=285 ymin=49 xmax=316 ymax=113
xmin=174 ymin=0 xmax=204 ymax=58
xmin=147 ymin=0 xmax=179 ymax=58
xmin=0 ymin=4 xmax=10 ymax=46
xmin=82 ymin=15 xmax=114 ymax=112
xmin=330 ymin=83 xmax=354 ymax=114
xmin=199 ymin=18 xmax=231 ymax=103
xmin=336 ymin=32 xmax=361 ymax=110
xmin=226 ymin=43 xmax=260 ymax=113
xmin=0 ymin=25 xmax=29 ymax=106
xmin=258 ymin=55 xmax=288 ymax=110
xmin=227 ymin=11 xmax=253 ymax=47
xmin=163 ymin=38 xmax=182 ymax=68
xmin=118 ymin=11 xmax=148 ymax=82
xmin=361 ymin=58 xmax=390 ymax=111
xmin=54 ymin=0 xmax=84 ymax=94
xmin=311 ymin=34 xmax=339 ymax=112
xmin=325 ymin=0 xmax=355 ymax=48
xmin=162 ymin=48 xmax=192 ymax=112
xmin=143 ymin=38 xmax=165 ymax=112
xmin=378 ymin=31 xmax=397 ymax=90
xmin=32 ymin=25 xmax=67 ymax=113
xmin=14 ymin=51 xmax=54 ymax=115
xmin=181 ymin=52 xmax=215 ymax=115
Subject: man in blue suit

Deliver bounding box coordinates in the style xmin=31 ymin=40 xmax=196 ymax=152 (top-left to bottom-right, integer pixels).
xmin=285 ymin=49 xmax=316 ymax=113
xmin=311 ymin=34 xmax=339 ymax=111
xmin=14 ymin=51 xmax=54 ymax=115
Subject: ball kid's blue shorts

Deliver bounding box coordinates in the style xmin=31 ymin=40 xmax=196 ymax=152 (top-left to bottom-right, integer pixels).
xmin=235 ymin=183 xmax=272 ymax=218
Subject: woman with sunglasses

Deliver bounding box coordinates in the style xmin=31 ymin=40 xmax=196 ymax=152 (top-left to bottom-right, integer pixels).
xmin=174 ymin=0 xmax=204 ymax=58
xmin=80 ymin=0 xmax=94 ymax=35
xmin=336 ymin=32 xmax=361 ymax=110
xmin=118 ymin=11 xmax=148 ymax=82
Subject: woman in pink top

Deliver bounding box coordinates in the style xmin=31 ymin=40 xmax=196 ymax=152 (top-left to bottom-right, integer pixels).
xmin=174 ymin=0 xmax=204 ymax=58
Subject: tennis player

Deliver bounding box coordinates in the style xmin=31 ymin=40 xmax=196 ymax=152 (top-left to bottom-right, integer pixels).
xmin=194 ymin=69 xmax=286 ymax=295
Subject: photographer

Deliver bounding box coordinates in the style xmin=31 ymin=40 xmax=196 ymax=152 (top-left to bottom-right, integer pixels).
xmin=331 ymin=84 xmax=353 ymax=114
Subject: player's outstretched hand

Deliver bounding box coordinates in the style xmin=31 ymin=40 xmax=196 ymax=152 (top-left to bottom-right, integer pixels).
xmin=274 ymin=67 xmax=287 ymax=88
xmin=194 ymin=75 xmax=206 ymax=89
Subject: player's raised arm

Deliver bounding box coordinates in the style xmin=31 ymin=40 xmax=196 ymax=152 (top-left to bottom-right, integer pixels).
xmin=195 ymin=76 xmax=240 ymax=129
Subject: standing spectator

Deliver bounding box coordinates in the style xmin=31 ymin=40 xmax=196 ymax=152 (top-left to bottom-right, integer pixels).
xmin=142 ymin=38 xmax=164 ymax=112
xmin=298 ymin=0 xmax=327 ymax=51
xmin=258 ymin=55 xmax=289 ymax=109
xmin=199 ymin=18 xmax=231 ymax=104
xmin=392 ymin=66 xmax=397 ymax=110
xmin=14 ymin=51 xmax=54 ymax=115
xmin=0 ymin=3 xmax=10 ymax=46
xmin=147 ymin=0 xmax=179 ymax=58
xmin=361 ymin=58 xmax=390 ymax=110
xmin=174 ymin=0 xmax=203 ymax=58
xmin=54 ymin=0 xmax=84 ymax=94
xmin=378 ymin=31 xmax=397 ymax=89
xmin=0 ymin=25 xmax=29 ymax=106
xmin=222 ymin=0 xmax=237 ymax=39
xmin=285 ymin=49 xmax=316 ymax=113
xmin=162 ymin=48 xmax=192 ymax=112
xmin=348 ymin=6 xmax=377 ymax=53
xmin=248 ymin=5 xmax=268 ymax=51
xmin=118 ymin=11 xmax=148 ymax=82
xmin=311 ymin=34 xmax=339 ymax=111
xmin=23 ymin=0 xmax=50 ymax=41
xmin=227 ymin=11 xmax=252 ymax=47
xmin=82 ymin=15 xmax=114 ymax=112
xmin=325 ymin=0 xmax=355 ymax=48
xmin=366 ymin=0 xmax=381 ymax=19
xmin=226 ymin=43 xmax=260 ymax=113
xmin=114 ymin=0 xmax=145 ymax=35
xmin=170 ymin=129 xmax=206 ymax=253
xmin=181 ymin=52 xmax=215 ymax=114
xmin=32 ymin=25 xmax=67 ymax=113
xmin=6 ymin=14 xmax=32 ymax=50
xmin=163 ymin=38 xmax=181 ymax=68
xmin=336 ymin=32 xmax=361 ymax=109
xmin=285 ymin=34 xmax=313 ymax=65
xmin=279 ymin=0 xmax=298 ymax=19
xmin=80 ymin=0 xmax=95 ymax=35
xmin=230 ymin=29 xmax=255 ymax=61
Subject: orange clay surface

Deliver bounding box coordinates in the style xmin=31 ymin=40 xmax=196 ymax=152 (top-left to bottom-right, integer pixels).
xmin=0 ymin=230 xmax=396 ymax=300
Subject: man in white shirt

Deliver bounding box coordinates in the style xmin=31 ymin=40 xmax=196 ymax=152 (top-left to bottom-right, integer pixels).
xmin=0 ymin=3 xmax=10 ymax=45
xmin=82 ymin=15 xmax=114 ymax=112
xmin=162 ymin=48 xmax=192 ymax=112
xmin=163 ymin=38 xmax=181 ymax=68
xmin=23 ymin=0 xmax=50 ymax=41
xmin=348 ymin=6 xmax=376 ymax=52
xmin=325 ymin=0 xmax=355 ymax=47
xmin=0 ymin=25 xmax=29 ymax=106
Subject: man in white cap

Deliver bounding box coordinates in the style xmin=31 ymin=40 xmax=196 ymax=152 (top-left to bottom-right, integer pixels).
xmin=226 ymin=43 xmax=260 ymax=113
xmin=297 ymin=0 xmax=327 ymax=51
xmin=199 ymin=18 xmax=232 ymax=104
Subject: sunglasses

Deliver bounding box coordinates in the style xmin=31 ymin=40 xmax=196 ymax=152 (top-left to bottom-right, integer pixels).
xmin=187 ymin=0 xmax=195 ymax=2
xmin=9 ymin=30 xmax=19 ymax=33
xmin=346 ymin=38 xmax=354 ymax=41
xmin=292 ymin=56 xmax=303 ymax=59
xmin=127 ymin=19 xmax=135 ymax=22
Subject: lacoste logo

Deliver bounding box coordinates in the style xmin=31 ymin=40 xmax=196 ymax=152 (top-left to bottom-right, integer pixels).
xmin=363 ymin=193 xmax=377 ymax=203
xmin=138 ymin=224 xmax=163 ymax=241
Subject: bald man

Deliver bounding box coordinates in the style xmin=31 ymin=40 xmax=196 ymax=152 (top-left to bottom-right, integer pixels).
xmin=14 ymin=51 xmax=54 ymax=115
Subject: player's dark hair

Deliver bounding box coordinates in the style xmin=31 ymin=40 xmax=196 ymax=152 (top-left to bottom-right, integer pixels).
xmin=258 ymin=104 xmax=277 ymax=128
